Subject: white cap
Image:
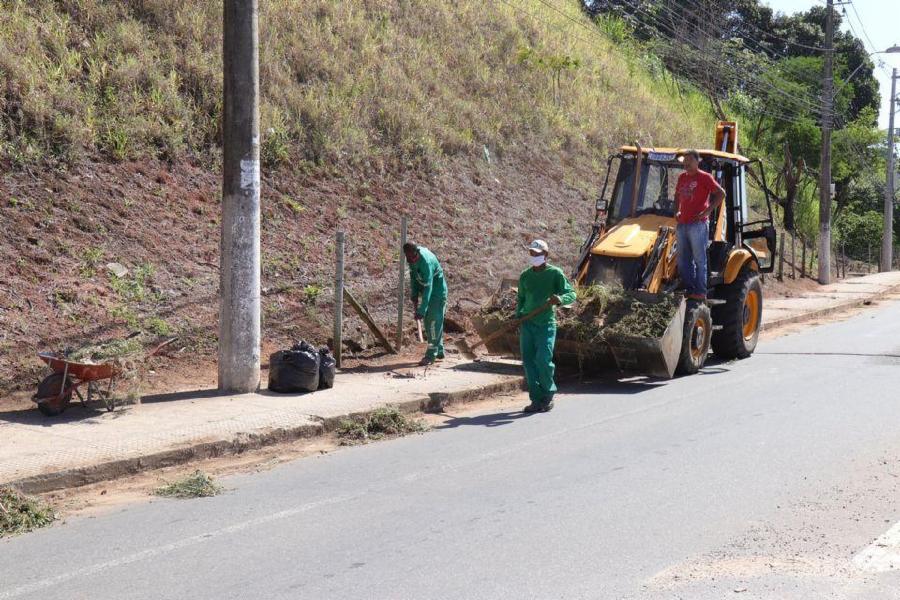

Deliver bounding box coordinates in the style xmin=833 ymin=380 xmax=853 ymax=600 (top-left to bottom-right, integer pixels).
xmin=524 ymin=239 xmax=549 ymax=254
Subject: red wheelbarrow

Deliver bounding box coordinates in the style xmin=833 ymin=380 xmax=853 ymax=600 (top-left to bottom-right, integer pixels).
xmin=32 ymin=353 xmax=121 ymax=416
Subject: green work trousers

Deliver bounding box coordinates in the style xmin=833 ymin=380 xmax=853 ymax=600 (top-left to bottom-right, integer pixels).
xmin=520 ymin=319 xmax=557 ymax=405
xmin=423 ymin=296 xmax=446 ymax=360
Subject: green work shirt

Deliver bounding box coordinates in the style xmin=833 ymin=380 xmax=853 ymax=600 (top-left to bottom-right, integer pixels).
xmin=516 ymin=264 xmax=577 ymax=325
xmin=408 ymin=246 xmax=447 ymax=317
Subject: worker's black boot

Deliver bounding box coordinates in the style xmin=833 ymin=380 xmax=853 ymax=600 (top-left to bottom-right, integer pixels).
xmin=523 ymin=403 xmax=541 ymax=413
xmin=540 ymin=400 xmax=555 ymax=412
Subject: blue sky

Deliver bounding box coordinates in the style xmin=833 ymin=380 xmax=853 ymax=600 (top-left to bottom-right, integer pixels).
xmin=764 ymin=0 xmax=899 ymax=129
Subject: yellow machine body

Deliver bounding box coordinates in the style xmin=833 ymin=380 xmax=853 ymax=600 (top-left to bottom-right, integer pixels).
xmin=590 ymin=215 xmax=675 ymax=259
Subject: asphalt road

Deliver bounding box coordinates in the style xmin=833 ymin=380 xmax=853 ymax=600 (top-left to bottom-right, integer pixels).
xmin=4 ymin=301 xmax=900 ymax=599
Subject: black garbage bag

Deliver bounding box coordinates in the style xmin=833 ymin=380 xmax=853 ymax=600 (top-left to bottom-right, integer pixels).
xmin=268 ymin=341 xmax=320 ymax=393
xmin=318 ymin=347 xmax=336 ymax=390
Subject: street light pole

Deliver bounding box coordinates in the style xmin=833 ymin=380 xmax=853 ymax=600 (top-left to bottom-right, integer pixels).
xmin=219 ymin=0 xmax=261 ymax=393
xmin=818 ymin=0 xmax=835 ymax=284
xmin=883 ymin=68 xmax=898 ymax=272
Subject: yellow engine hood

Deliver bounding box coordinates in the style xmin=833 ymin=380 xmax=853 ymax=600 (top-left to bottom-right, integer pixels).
xmin=591 ymin=215 xmax=676 ymax=258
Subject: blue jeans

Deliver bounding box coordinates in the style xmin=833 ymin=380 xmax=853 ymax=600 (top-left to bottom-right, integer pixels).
xmin=676 ymin=222 xmax=709 ymax=297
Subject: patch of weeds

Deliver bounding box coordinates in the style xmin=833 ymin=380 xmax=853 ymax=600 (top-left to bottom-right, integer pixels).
xmin=144 ymin=317 xmax=172 ymax=336
xmin=154 ymin=471 xmax=222 ymax=499
xmin=80 ymin=247 xmax=104 ymax=278
xmin=0 ymin=487 xmax=56 ymax=537
xmin=282 ymin=196 xmax=305 ymax=214
xmin=102 ymin=127 xmax=131 ymax=162
xmin=263 ymin=125 xmax=291 ymax=167
xmin=336 ymin=204 xmax=348 ymax=219
xmin=7 ymin=197 xmax=34 ymax=210
xmin=304 ymin=284 xmax=322 ymax=304
xmin=109 ymin=263 xmax=155 ymax=302
xmin=109 ymin=305 xmax=140 ymax=329
xmin=336 ymin=406 xmax=428 ymax=445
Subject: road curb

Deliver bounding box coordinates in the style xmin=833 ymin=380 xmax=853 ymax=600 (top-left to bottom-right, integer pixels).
xmin=762 ymin=283 xmax=900 ymax=332
xmin=4 ymin=376 xmax=525 ymax=495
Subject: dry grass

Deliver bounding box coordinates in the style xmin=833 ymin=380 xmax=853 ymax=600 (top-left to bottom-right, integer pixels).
xmin=0 ymin=0 xmax=712 ymax=169
xmin=154 ymin=470 xmax=223 ymax=499
xmin=0 ymin=487 xmax=56 ymax=537
xmin=336 ymin=406 xmax=428 ymax=445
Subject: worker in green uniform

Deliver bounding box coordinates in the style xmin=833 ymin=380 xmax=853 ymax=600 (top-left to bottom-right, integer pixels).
xmin=517 ymin=239 xmax=577 ymax=413
xmin=404 ymin=243 xmax=448 ymax=366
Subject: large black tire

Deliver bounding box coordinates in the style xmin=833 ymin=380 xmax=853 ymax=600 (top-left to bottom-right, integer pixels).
xmin=711 ymin=267 xmax=763 ymax=360
xmin=35 ymin=373 xmax=73 ymax=417
xmin=676 ymin=301 xmax=712 ymax=375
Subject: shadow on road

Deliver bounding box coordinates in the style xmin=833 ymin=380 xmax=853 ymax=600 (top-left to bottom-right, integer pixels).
xmin=451 ymin=361 xmax=522 ymax=376
xmin=436 ymin=410 xmax=536 ymax=429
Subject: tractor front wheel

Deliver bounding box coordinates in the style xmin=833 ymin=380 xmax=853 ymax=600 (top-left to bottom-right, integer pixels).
xmin=711 ymin=266 xmax=763 ymax=360
xmin=676 ymin=301 xmax=712 ymax=375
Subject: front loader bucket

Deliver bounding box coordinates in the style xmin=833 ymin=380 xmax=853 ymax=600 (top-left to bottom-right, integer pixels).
xmin=553 ymin=292 xmax=685 ymax=379
xmin=471 ymin=283 xmax=686 ymax=380
xmin=601 ymin=293 xmax=686 ymax=379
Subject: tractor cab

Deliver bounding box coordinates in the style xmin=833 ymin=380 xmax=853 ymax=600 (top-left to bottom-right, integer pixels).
xmin=577 ymin=124 xmax=776 ymax=292
xmin=571 ymin=122 xmax=778 ymax=374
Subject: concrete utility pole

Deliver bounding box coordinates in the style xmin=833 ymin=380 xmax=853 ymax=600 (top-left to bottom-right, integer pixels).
xmin=219 ymin=0 xmax=261 ymax=393
xmin=817 ymin=0 xmax=835 ymax=284
xmin=882 ymin=68 xmax=898 ymax=272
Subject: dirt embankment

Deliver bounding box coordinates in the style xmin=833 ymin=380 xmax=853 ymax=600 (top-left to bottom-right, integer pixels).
xmin=0 ymin=150 xmax=593 ymax=403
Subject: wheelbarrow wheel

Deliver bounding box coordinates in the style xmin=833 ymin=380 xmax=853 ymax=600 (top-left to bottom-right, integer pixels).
xmin=36 ymin=373 xmax=74 ymax=417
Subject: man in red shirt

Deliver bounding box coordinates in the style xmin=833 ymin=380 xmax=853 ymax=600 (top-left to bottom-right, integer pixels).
xmin=674 ymin=149 xmax=726 ymax=300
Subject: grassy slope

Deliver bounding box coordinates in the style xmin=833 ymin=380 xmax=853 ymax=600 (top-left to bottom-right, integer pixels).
xmin=0 ymin=0 xmax=713 ymax=394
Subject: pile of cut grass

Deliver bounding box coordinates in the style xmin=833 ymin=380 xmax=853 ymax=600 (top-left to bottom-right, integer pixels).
xmin=336 ymin=406 xmax=427 ymax=445
xmin=479 ymin=283 xmax=677 ymax=343
xmin=0 ymin=487 xmax=56 ymax=537
xmin=154 ymin=470 xmax=222 ymax=499
xmin=68 ymin=337 xmax=143 ymax=363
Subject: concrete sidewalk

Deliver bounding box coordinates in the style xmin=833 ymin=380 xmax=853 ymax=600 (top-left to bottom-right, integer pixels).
xmin=3 ymin=271 xmax=900 ymax=494
xmin=763 ymin=271 xmax=900 ymax=330
xmin=0 ymin=358 xmax=523 ymax=493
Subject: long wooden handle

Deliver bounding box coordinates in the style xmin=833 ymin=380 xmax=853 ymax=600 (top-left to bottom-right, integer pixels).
xmin=473 ymin=300 xmax=554 ymax=350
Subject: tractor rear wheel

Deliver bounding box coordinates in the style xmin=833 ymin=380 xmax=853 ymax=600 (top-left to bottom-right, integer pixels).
xmin=676 ymin=301 xmax=712 ymax=375
xmin=711 ymin=266 xmax=763 ymax=360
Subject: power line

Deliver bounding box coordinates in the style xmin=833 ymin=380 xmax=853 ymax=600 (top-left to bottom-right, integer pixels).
xmin=844 ymin=0 xmax=892 ymax=79
xmin=623 ymin=0 xmax=828 ymax=117
xmin=675 ymin=0 xmax=828 ymax=52
xmin=502 ymin=0 xmax=838 ymax=127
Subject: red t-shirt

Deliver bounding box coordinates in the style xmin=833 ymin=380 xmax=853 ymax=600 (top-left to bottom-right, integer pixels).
xmin=676 ymin=170 xmax=719 ymax=224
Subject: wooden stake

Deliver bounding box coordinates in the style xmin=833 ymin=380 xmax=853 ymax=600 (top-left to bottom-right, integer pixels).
xmin=333 ymin=231 xmax=344 ymax=368
xmin=395 ymin=217 xmax=407 ymax=350
xmin=777 ymin=235 xmax=785 ymax=281
xmin=801 ymin=240 xmax=806 ymax=279
xmin=345 ymin=287 xmax=396 ymax=354
xmin=791 ymin=233 xmax=796 ymax=279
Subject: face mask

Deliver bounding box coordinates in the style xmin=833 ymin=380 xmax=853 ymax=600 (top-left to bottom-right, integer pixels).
xmin=529 ymin=254 xmax=546 ymax=267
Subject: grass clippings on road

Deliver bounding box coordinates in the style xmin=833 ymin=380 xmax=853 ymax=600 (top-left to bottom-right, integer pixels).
xmin=0 ymin=487 xmax=56 ymax=537
xmin=336 ymin=406 xmax=428 ymax=445
xmin=154 ymin=470 xmax=222 ymax=499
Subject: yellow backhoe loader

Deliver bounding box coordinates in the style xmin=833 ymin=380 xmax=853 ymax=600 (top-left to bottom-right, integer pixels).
xmin=473 ymin=122 xmax=777 ymax=378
